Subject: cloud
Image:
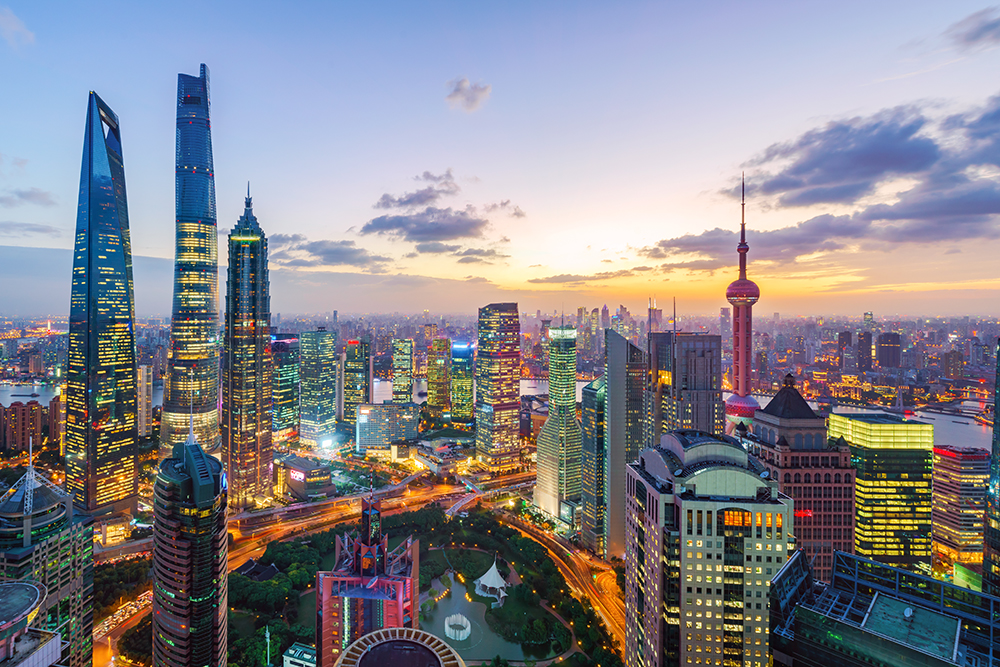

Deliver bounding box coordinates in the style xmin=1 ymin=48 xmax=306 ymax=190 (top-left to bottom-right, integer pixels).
xmin=270 ymin=233 xmax=307 ymax=249
xmin=0 ymin=7 xmax=33 ymax=49
xmin=413 ymin=241 xmax=461 ymax=254
xmin=484 ymin=200 xmax=526 ymax=218
xmin=375 ymin=169 xmax=460 ymax=209
xmin=945 ymin=7 xmax=1000 ymax=50
xmin=0 ymin=187 xmax=56 ymax=208
xmin=269 ymin=235 xmax=391 ymax=272
xmin=360 ymin=206 xmax=489 ymax=242
xmin=528 ymin=270 xmax=637 ymax=284
xmin=453 ymin=247 xmax=509 ymax=264
xmin=446 ymin=78 xmax=491 ymax=112
xmin=0 ymin=221 xmax=61 ymax=237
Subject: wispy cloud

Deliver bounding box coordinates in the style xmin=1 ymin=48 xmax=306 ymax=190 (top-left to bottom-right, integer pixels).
xmin=0 ymin=221 xmax=61 ymax=237
xmin=374 ymin=169 xmax=460 ymax=209
xmin=270 ymin=235 xmax=391 ymax=273
xmin=484 ymin=199 xmax=526 ymax=218
xmin=0 ymin=187 xmax=56 ymax=208
xmin=446 ymin=78 xmax=491 ymax=112
xmin=945 ymin=7 xmax=1000 ymax=50
xmin=453 ymin=247 xmax=510 ymax=264
xmin=528 ymin=269 xmax=638 ymax=284
xmin=360 ymin=206 xmax=489 ymax=243
xmin=0 ymin=7 xmax=33 ymax=50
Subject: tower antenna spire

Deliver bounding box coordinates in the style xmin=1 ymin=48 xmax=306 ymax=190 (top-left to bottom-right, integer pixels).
xmin=741 ymin=172 xmax=746 ymax=244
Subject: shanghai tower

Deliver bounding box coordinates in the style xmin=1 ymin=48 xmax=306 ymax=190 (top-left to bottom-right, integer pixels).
xmin=162 ymin=64 xmax=221 ymax=452
xmin=66 ymin=92 xmax=139 ymax=514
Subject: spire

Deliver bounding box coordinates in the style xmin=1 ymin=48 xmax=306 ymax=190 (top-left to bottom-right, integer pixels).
xmin=738 ymin=172 xmax=749 ymax=280
xmin=245 ymin=181 xmax=252 ymax=209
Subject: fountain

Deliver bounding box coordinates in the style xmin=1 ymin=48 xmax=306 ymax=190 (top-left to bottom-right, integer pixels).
xmin=444 ymin=613 xmax=471 ymax=642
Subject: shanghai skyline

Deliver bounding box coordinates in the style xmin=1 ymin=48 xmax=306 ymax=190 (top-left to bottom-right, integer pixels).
xmin=2 ymin=1 xmax=1000 ymax=317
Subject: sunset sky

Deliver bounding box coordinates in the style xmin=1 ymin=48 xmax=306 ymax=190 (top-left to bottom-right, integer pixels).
xmin=1 ymin=1 xmax=999 ymax=317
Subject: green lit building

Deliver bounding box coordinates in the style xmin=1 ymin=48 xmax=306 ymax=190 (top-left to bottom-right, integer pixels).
xmin=272 ymin=334 xmax=300 ymax=447
xmin=829 ymin=413 xmax=933 ymax=573
xmin=300 ymin=328 xmax=338 ymax=448
xmin=391 ymin=339 xmax=414 ymax=403
xmin=450 ymin=341 xmax=474 ymax=423
xmin=343 ymin=338 xmax=372 ymax=426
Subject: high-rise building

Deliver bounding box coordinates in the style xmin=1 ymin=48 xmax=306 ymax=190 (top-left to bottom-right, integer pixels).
xmin=450 ymin=341 xmax=474 ymax=423
xmin=829 ymin=413 xmax=933 ymax=573
xmin=391 ymin=339 xmax=414 ymax=403
xmin=272 ymin=334 xmax=300 ymax=447
xmin=837 ymin=331 xmax=852 ymax=369
xmin=48 ymin=394 xmax=64 ymax=452
xmin=2 ymin=401 xmax=42 ymax=452
xmin=942 ymin=349 xmax=964 ymax=379
xmin=427 ymin=337 xmax=451 ymax=417
xmin=875 ymin=332 xmax=901 ymax=368
xmin=725 ymin=182 xmax=761 ymax=433
xmin=0 ymin=463 xmax=94 ymax=667
xmin=932 ymin=445 xmax=989 ymax=575
xmin=355 ymin=402 xmax=420 ymax=458
xmin=343 ymin=338 xmax=372 ymax=426
xmin=603 ymin=329 xmax=645 ymax=558
xmin=624 ymin=432 xmax=794 ymax=667
xmin=152 ymin=427 xmax=228 ymax=667
xmin=857 ymin=331 xmax=873 ymax=371
xmin=300 ymin=328 xmax=338 ymax=448
xmin=744 ymin=374 xmax=854 ymax=582
xmin=475 ymin=303 xmax=521 ymax=474
xmin=719 ymin=307 xmax=731 ymax=352
xmin=534 ymin=327 xmax=582 ymax=524
xmin=648 ymin=331 xmax=724 ymax=440
xmin=581 ymin=376 xmax=606 ymax=555
xmin=162 ymin=64 xmax=221 ymax=453
xmin=863 ymin=311 xmax=874 ymax=330
xmin=982 ymin=342 xmax=1000 ymax=595
xmin=221 ymin=193 xmax=272 ymax=509
xmin=66 ymin=92 xmax=138 ymax=515
xmin=316 ymin=496 xmax=418 ymax=667
xmin=138 ymin=364 xmax=153 ymax=437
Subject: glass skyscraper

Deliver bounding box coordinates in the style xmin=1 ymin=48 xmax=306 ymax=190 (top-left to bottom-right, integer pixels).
xmin=391 ymin=339 xmax=414 ymax=403
xmin=66 ymin=92 xmax=139 ymax=514
xmin=343 ymin=338 xmax=372 ymax=425
xmin=221 ymin=193 xmax=272 ymax=509
xmin=581 ymin=376 xmax=606 ymax=555
xmin=162 ymin=64 xmax=221 ymax=453
xmin=475 ymin=303 xmax=521 ymax=474
xmin=300 ymin=328 xmax=337 ymax=448
xmin=983 ymin=342 xmax=1000 ymax=595
xmin=272 ymin=334 xmax=300 ymax=447
xmin=427 ymin=337 xmax=451 ymax=416
xmin=450 ymin=341 xmax=474 ymax=423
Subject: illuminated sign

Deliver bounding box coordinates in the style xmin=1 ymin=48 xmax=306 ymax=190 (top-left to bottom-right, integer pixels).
xmin=794 ymin=510 xmax=812 ymax=518
xmin=290 ymin=470 xmax=305 ymax=482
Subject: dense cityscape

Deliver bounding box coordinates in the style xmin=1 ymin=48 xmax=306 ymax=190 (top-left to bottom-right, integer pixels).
xmin=2 ymin=4 xmax=1000 ymax=667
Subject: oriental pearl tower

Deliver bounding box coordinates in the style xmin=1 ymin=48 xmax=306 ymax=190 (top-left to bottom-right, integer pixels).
xmin=724 ymin=177 xmax=760 ymax=434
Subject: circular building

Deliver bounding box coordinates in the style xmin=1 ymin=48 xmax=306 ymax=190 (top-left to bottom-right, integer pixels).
xmin=0 ymin=581 xmax=46 ymax=660
xmin=333 ymin=628 xmax=465 ymax=667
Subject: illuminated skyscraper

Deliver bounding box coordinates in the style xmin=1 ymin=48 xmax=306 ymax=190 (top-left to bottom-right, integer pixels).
xmin=300 ymin=328 xmax=337 ymax=448
xmin=66 ymin=92 xmax=138 ymax=515
xmin=647 ymin=331 xmax=724 ymax=440
xmin=983 ymin=343 xmax=1000 ymax=595
xmin=355 ymin=402 xmax=419 ymax=458
xmin=725 ymin=180 xmax=760 ymax=433
xmin=450 ymin=341 xmax=474 ymax=423
xmin=932 ymin=445 xmax=988 ymax=575
xmin=427 ymin=337 xmax=451 ymax=417
xmin=581 ymin=376 xmax=606 ymax=554
xmin=272 ymin=334 xmax=300 ymax=447
xmin=161 ymin=64 xmax=221 ymax=453
xmin=221 ymin=192 xmax=272 ymax=509
xmin=343 ymin=338 xmax=372 ymax=425
xmin=534 ymin=327 xmax=581 ymax=523
xmin=475 ymin=303 xmax=521 ymax=474
xmin=391 ymin=339 xmax=414 ymax=403
xmin=138 ymin=364 xmax=153 ymax=437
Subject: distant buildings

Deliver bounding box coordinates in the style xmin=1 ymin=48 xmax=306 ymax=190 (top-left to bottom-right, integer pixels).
xmin=876 ymin=332 xmax=901 ymax=369
xmin=983 ymin=345 xmax=1000 ymax=596
xmin=450 ymin=341 xmax=474 ymax=423
xmin=427 ymin=337 xmax=451 ymax=417
xmin=391 ymin=339 xmax=414 ymax=403
xmin=66 ymin=91 xmax=138 ymax=515
xmin=221 ymin=192 xmax=273 ymax=509
xmin=300 ymin=328 xmax=338 ymax=449
xmin=580 ymin=376 xmax=606 ymax=555
xmin=724 ymin=184 xmax=761 ymax=433
xmin=534 ymin=326 xmax=582 ymax=523
xmin=932 ymin=445 xmax=988 ymax=575
xmin=274 ymin=455 xmax=336 ymax=501
xmin=624 ymin=431 xmax=794 ymax=667
xmin=1 ymin=400 xmax=42 ymax=452
xmin=343 ymin=338 xmax=372 ymax=426
xmin=355 ymin=402 xmax=419 ymax=458
xmin=857 ymin=331 xmax=873 ymax=371
xmin=272 ymin=334 xmax=300 ymax=447
xmin=475 ymin=303 xmax=521 ymax=474
xmin=647 ymin=331 xmax=724 ymax=439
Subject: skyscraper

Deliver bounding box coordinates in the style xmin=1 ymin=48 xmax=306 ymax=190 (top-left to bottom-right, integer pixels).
xmin=647 ymin=331 xmax=724 ymax=440
xmin=161 ymin=64 xmax=221 ymax=453
xmin=343 ymin=338 xmax=372 ymax=425
xmin=300 ymin=328 xmax=338 ymax=448
xmin=983 ymin=342 xmax=1000 ymax=595
xmin=355 ymin=402 xmax=420 ymax=458
xmin=475 ymin=303 xmax=521 ymax=474
xmin=725 ymin=180 xmax=761 ymax=433
xmin=66 ymin=92 xmax=138 ymax=515
xmin=272 ymin=334 xmax=300 ymax=447
xmin=427 ymin=337 xmax=451 ymax=417
xmin=857 ymin=331 xmax=873 ymax=372
xmin=719 ymin=307 xmax=731 ymax=352
xmin=391 ymin=339 xmax=414 ymax=403
xmin=138 ymin=364 xmax=153 ymax=437
xmin=152 ymin=427 xmax=228 ymax=667
xmin=876 ymin=332 xmax=902 ymax=368
xmin=534 ymin=327 xmax=582 ymax=523
xmin=581 ymin=376 xmax=606 ymax=554
xmin=221 ymin=192 xmax=272 ymax=509
xmin=932 ymin=445 xmax=989 ymax=576
xmin=450 ymin=341 xmax=474 ymax=423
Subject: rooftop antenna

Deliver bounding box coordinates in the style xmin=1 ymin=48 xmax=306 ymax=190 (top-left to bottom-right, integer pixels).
xmin=24 ymin=436 xmax=35 ymax=515
xmin=738 ymin=172 xmax=749 ymax=280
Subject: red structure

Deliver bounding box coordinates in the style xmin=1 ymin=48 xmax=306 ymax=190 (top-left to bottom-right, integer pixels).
xmin=725 ymin=178 xmax=761 ymax=433
xmin=316 ymin=496 xmax=418 ymax=667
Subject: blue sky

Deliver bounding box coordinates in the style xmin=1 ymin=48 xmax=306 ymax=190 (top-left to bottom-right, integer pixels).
xmin=2 ymin=1 xmax=1000 ymax=316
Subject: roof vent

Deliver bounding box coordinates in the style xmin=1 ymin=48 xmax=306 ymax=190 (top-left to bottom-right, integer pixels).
xmin=904 ymin=607 xmax=913 ymax=620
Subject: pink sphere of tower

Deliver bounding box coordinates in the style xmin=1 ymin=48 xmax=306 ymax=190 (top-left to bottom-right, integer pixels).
xmin=725 ymin=180 xmax=760 ymax=433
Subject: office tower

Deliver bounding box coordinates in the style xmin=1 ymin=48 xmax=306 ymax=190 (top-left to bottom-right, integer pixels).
xmin=138 ymin=364 xmax=153 ymax=437
xmin=648 ymin=331 xmax=724 ymax=440
xmin=0 ymin=462 xmax=94 ymax=667
xmin=719 ymin=307 xmax=731 ymax=351
xmin=933 ymin=445 xmax=989 ymax=577
xmin=66 ymin=92 xmax=138 ymax=515
xmin=603 ymin=329 xmax=645 ymax=558
xmin=534 ymin=327 xmax=582 ymax=523
xmin=355 ymin=402 xmax=420 ymax=458
xmin=581 ymin=377 xmax=606 ymax=554
xmin=725 ymin=182 xmax=761 ymax=433
xmin=48 ymin=394 xmax=64 ymax=452
xmin=1 ymin=401 xmax=42 ymax=452
xmin=450 ymin=341 xmax=474 ymax=423
xmin=427 ymin=337 xmax=451 ymax=417
xmin=475 ymin=303 xmax=521 ymax=474
xmin=152 ymin=427 xmax=228 ymax=667
xmin=162 ymin=64 xmax=221 ymax=453
xmin=316 ymin=496 xmax=418 ymax=667
xmin=744 ymin=374 xmax=854 ymax=582
xmin=770 ymin=550 xmax=999 ymax=667
xmin=601 ymin=304 xmax=610 ymax=329
xmin=943 ymin=349 xmax=964 ymax=379
xmin=391 ymin=339 xmax=414 ymax=403
xmin=300 ymin=328 xmax=338 ymax=448
xmin=624 ymin=433 xmax=794 ymax=667
xmin=590 ymin=308 xmax=601 ymax=355
xmin=983 ymin=343 xmax=1000 ymax=595
xmin=221 ymin=192 xmax=272 ymax=510
xmin=343 ymin=338 xmax=372 ymax=425
xmin=272 ymin=334 xmax=300 ymax=447
xmin=829 ymin=413 xmax=933 ymax=573
xmin=837 ymin=331 xmax=852 ymax=368
xmin=876 ymin=332 xmax=901 ymax=368
xmin=863 ymin=311 xmax=874 ymax=330
xmin=857 ymin=331 xmax=873 ymax=371
xmin=540 ymin=318 xmax=552 ymax=370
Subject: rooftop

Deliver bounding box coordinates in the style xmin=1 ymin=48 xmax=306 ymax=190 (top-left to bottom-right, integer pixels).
xmin=758 ymin=375 xmax=819 ymax=421
xmin=862 ymin=594 xmax=959 ymax=663
xmin=0 ymin=581 xmax=44 ymax=626
xmin=831 ymin=412 xmax=928 ymax=426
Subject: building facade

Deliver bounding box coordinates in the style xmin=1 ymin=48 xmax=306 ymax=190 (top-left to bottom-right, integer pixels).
xmin=982 ymin=343 xmax=1000 ymax=596
xmin=932 ymin=445 xmax=989 ymax=575
xmin=581 ymin=376 xmax=607 ymax=555
xmin=475 ymin=303 xmax=521 ymax=474
xmin=391 ymin=339 xmax=414 ymax=403
xmin=875 ymin=332 xmax=901 ymax=369
xmin=138 ymin=364 xmax=153 ymax=437
xmin=648 ymin=331 xmax=724 ymax=441
xmin=66 ymin=92 xmax=138 ymax=515
xmin=272 ymin=334 xmax=300 ymax=447
xmin=450 ymin=341 xmax=474 ymax=423
xmin=356 ymin=402 xmax=420 ymax=458
xmin=1 ymin=401 xmax=42 ymax=452
xmin=161 ymin=64 xmax=221 ymax=453
xmin=427 ymin=337 xmax=451 ymax=417
xmin=221 ymin=193 xmax=272 ymax=509
xmin=343 ymin=338 xmax=372 ymax=426
xmin=300 ymin=328 xmax=338 ymax=449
